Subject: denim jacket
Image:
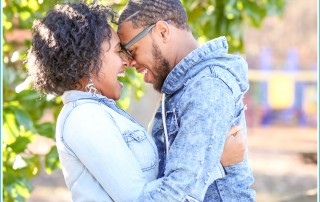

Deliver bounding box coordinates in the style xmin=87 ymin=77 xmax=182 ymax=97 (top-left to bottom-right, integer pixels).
xmin=55 ymin=90 xmax=159 ymax=201
xmin=138 ymin=37 xmax=255 ymax=201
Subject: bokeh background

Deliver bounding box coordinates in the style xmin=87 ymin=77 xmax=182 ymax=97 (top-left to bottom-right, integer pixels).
xmin=2 ymin=0 xmax=318 ymax=201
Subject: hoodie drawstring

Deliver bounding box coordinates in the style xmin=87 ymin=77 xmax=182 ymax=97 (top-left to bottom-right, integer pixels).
xmin=161 ymin=93 xmax=170 ymax=160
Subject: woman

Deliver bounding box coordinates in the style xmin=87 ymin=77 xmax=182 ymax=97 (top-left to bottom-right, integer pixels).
xmin=27 ymin=2 xmax=245 ymax=201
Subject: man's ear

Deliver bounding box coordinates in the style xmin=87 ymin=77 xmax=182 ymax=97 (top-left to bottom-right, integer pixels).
xmin=154 ymin=20 xmax=170 ymax=43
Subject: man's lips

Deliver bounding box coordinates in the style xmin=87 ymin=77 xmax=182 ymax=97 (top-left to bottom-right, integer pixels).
xmin=136 ymin=67 xmax=148 ymax=76
xmin=141 ymin=69 xmax=148 ymax=76
xmin=136 ymin=66 xmax=154 ymax=83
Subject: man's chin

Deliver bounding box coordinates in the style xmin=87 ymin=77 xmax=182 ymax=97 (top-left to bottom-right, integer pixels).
xmin=152 ymin=82 xmax=163 ymax=93
xmin=153 ymin=87 xmax=161 ymax=93
xmin=143 ymin=79 xmax=159 ymax=91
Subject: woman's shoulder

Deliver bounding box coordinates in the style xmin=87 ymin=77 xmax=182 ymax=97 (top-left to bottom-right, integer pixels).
xmin=61 ymin=101 xmax=120 ymax=143
xmin=66 ymin=101 xmax=113 ymax=124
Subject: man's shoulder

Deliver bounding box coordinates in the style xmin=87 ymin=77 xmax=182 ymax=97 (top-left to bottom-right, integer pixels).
xmin=174 ymin=72 xmax=233 ymax=107
xmin=184 ymin=67 xmax=229 ymax=89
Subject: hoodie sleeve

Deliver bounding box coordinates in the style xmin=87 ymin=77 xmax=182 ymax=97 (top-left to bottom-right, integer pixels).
xmin=138 ymin=76 xmax=235 ymax=201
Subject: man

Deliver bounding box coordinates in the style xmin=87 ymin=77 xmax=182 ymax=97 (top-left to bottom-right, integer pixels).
xmin=117 ymin=0 xmax=255 ymax=201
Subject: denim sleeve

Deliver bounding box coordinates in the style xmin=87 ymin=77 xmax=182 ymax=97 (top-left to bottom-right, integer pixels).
xmin=63 ymin=103 xmax=147 ymax=202
xmin=139 ymin=77 xmax=234 ymax=202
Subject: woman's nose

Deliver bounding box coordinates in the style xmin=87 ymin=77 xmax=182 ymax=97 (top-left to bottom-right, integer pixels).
xmin=129 ymin=59 xmax=137 ymax=68
xmin=123 ymin=58 xmax=130 ymax=67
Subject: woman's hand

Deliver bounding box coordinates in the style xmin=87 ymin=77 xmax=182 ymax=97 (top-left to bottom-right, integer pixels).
xmin=220 ymin=125 xmax=246 ymax=166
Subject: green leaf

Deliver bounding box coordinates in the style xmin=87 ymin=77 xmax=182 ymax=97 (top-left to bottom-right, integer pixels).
xmin=3 ymin=109 xmax=20 ymax=144
xmin=187 ymin=6 xmax=204 ymax=22
xmin=45 ymin=147 xmax=61 ymax=174
xmin=53 ymin=104 xmax=63 ymax=121
xmin=21 ymin=155 xmax=41 ymax=178
xmin=13 ymin=177 xmax=33 ymax=200
xmin=15 ymin=90 xmax=42 ymax=101
xmin=27 ymin=0 xmax=40 ymax=11
xmin=243 ymin=1 xmax=267 ymax=27
xmin=13 ymin=107 xmax=35 ymax=132
xmin=117 ymin=96 xmax=130 ymax=110
xmin=266 ymin=0 xmax=286 ymax=15
xmin=8 ymin=136 xmax=31 ymax=153
xmin=35 ymin=122 xmax=55 ymax=138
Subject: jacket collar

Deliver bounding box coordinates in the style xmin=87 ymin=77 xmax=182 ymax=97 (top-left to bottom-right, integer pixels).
xmin=61 ymin=90 xmax=115 ymax=104
xmin=161 ymin=36 xmax=228 ymax=95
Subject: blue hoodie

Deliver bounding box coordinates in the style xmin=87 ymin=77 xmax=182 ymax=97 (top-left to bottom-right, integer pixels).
xmin=139 ymin=36 xmax=255 ymax=201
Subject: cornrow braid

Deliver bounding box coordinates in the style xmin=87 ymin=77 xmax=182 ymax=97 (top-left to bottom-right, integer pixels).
xmin=118 ymin=0 xmax=189 ymax=30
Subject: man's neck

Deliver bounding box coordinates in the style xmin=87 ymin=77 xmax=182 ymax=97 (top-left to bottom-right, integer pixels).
xmin=173 ymin=30 xmax=199 ymax=68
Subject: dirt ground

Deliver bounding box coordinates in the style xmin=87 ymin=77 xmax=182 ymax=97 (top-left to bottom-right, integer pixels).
xmin=27 ymin=126 xmax=318 ymax=202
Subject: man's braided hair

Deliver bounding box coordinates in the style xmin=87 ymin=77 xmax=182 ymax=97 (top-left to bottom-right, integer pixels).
xmin=118 ymin=0 xmax=189 ymax=30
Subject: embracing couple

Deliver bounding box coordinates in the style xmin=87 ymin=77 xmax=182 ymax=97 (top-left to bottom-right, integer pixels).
xmin=27 ymin=0 xmax=255 ymax=201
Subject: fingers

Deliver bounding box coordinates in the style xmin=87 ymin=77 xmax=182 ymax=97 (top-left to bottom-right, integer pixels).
xmin=221 ymin=125 xmax=247 ymax=167
xmin=228 ymin=125 xmax=242 ymax=137
xmin=227 ymin=128 xmax=247 ymax=152
xmin=235 ymin=133 xmax=247 ymax=155
xmin=221 ymin=136 xmax=246 ymax=166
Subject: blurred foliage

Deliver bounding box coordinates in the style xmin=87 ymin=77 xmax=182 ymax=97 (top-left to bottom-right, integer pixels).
xmin=182 ymin=0 xmax=286 ymax=52
xmin=2 ymin=0 xmax=285 ymax=201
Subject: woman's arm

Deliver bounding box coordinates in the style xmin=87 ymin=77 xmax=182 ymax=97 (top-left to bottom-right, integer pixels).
xmin=63 ymin=103 xmax=147 ymax=202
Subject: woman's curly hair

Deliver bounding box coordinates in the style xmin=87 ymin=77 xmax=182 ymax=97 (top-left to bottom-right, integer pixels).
xmin=27 ymin=2 xmax=116 ymax=96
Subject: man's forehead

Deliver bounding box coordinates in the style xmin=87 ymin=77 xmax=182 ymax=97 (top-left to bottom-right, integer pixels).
xmin=117 ymin=21 xmax=142 ymax=45
xmin=117 ymin=21 xmax=133 ymax=37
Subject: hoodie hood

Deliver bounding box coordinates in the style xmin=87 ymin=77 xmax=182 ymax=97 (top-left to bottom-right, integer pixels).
xmin=161 ymin=36 xmax=249 ymax=96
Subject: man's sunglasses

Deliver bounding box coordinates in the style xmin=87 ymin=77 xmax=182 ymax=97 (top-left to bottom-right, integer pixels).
xmin=120 ymin=19 xmax=171 ymax=60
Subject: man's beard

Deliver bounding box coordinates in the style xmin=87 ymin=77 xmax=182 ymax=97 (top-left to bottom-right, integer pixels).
xmin=152 ymin=41 xmax=171 ymax=92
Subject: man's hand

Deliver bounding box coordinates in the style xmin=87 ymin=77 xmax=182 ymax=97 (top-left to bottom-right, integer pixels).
xmin=220 ymin=125 xmax=246 ymax=166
